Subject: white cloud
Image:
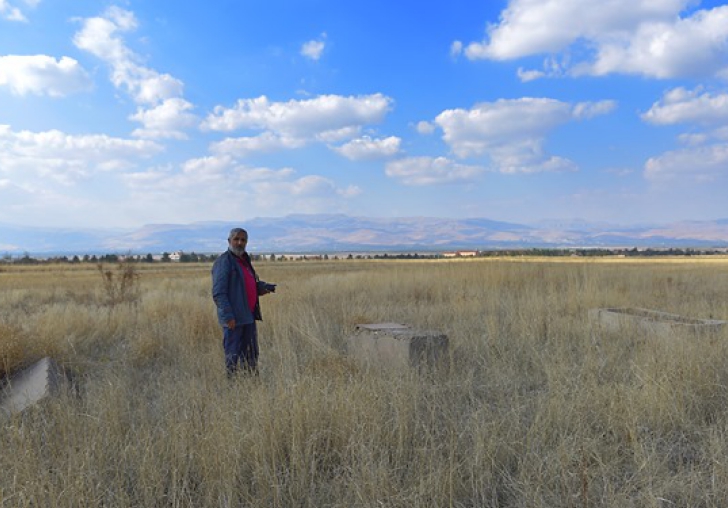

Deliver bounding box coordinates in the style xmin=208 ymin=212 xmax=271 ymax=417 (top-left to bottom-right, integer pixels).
xmin=0 ymin=3 xmax=22 ymax=21
xmin=463 ymin=0 xmax=728 ymax=80
xmin=645 ymin=143 xmax=728 ymax=182
xmin=433 ymin=97 xmax=607 ymax=172
xmin=436 ymin=98 xmax=570 ymax=157
xmin=573 ymin=100 xmax=617 ymax=119
xmin=121 ymin=157 xmax=359 ymax=223
xmin=0 ymin=55 xmax=91 ymax=96
xmin=211 ymin=132 xmax=306 ymax=157
xmin=180 ymin=155 xmax=295 ymax=187
xmin=677 ymin=132 xmax=709 ymax=146
xmin=416 ymin=121 xmax=436 ymax=135
xmin=204 ymin=94 xmax=392 ymax=134
xmin=385 ymin=156 xmax=485 ymax=185
xmin=465 ymin=0 xmax=689 ymax=60
xmin=204 ymin=94 xmax=393 ymax=156
xmin=132 ymin=73 xmax=184 ymax=105
xmin=642 ymin=87 xmax=728 ymax=125
xmin=126 ymin=157 xmax=295 ymax=193
xmin=73 ymin=7 xmax=182 ymax=103
xmin=236 ymin=166 xmax=297 ymax=182
xmin=0 ymin=124 xmax=162 ymax=184
xmin=450 ymin=41 xmax=463 ymax=58
xmin=587 ymin=7 xmax=728 ymax=79
xmin=74 ymin=7 xmax=194 ymax=139
xmin=332 ymin=135 xmax=401 ymax=160
xmin=516 ymin=67 xmax=545 ymax=82
xmin=0 ymin=0 xmax=37 ymax=22
xmin=73 ymin=8 xmax=143 ymax=96
xmin=291 ymin=175 xmax=340 ymax=195
xmin=180 ymin=155 xmax=235 ymax=177
xmin=314 ymin=126 xmax=363 ymax=143
xmin=0 ymin=122 xmax=161 ymax=225
xmin=489 ymin=145 xmax=578 ymax=174
xmin=301 ymin=34 xmax=326 ymax=61
xmin=129 ymin=98 xmax=197 ymax=139
xmin=243 ymin=176 xmax=362 ymax=217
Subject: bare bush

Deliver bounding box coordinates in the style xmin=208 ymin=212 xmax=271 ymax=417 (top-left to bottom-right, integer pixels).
xmin=97 ymin=260 xmax=141 ymax=308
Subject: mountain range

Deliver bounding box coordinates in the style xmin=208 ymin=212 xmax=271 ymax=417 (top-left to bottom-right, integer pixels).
xmin=2 ymin=214 xmax=728 ymax=255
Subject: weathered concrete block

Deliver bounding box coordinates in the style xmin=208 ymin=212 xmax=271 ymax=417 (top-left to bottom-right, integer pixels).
xmin=589 ymin=307 xmax=727 ymax=337
xmin=0 ymin=357 xmax=64 ymax=415
xmin=346 ymin=323 xmax=448 ymax=370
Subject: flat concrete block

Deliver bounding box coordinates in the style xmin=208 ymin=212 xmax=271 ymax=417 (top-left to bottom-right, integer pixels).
xmin=0 ymin=357 xmax=64 ymax=415
xmin=346 ymin=323 xmax=448 ymax=370
xmin=589 ymin=307 xmax=727 ymax=336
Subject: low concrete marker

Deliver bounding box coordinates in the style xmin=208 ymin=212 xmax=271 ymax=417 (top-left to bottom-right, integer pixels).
xmin=589 ymin=307 xmax=727 ymax=337
xmin=346 ymin=323 xmax=448 ymax=370
xmin=0 ymin=357 xmax=64 ymax=416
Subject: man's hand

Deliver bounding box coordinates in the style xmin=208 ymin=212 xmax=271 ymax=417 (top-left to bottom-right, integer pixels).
xmin=226 ymin=319 xmax=236 ymax=329
xmin=261 ymin=283 xmax=277 ymax=295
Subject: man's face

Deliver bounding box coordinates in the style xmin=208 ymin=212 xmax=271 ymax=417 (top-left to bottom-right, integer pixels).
xmin=229 ymin=232 xmax=248 ymax=256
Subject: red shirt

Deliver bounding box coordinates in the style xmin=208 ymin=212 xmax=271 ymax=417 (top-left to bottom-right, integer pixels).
xmin=235 ymin=257 xmax=258 ymax=312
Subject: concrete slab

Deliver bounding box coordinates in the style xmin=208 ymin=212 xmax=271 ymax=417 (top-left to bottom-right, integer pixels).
xmin=589 ymin=307 xmax=727 ymax=337
xmin=346 ymin=323 xmax=448 ymax=370
xmin=0 ymin=357 xmax=64 ymax=415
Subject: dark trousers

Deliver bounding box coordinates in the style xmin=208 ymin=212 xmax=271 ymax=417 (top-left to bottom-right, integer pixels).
xmin=223 ymin=323 xmax=259 ymax=375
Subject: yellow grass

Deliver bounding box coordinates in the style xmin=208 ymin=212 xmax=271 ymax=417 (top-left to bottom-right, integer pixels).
xmin=1 ymin=257 xmax=728 ymax=507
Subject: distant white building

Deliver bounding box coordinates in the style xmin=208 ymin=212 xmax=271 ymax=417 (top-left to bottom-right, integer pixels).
xmin=169 ymin=251 xmax=183 ymax=262
xmin=443 ymin=250 xmax=478 ymax=258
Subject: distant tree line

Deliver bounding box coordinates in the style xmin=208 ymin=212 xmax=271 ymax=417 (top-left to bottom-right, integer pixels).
xmin=1 ymin=252 xmax=218 ymax=265
xmin=475 ymin=247 xmax=727 ymax=257
xmin=1 ymin=247 xmax=726 ymax=265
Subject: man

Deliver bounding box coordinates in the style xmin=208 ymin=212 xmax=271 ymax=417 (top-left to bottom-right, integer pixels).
xmin=212 ymin=228 xmax=276 ymax=375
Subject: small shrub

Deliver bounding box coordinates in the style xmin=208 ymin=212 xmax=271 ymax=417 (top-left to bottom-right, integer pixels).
xmin=97 ymin=260 xmax=141 ymax=307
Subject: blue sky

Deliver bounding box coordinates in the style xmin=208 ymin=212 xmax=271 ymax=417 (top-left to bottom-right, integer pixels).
xmin=1 ymin=0 xmax=727 ymax=229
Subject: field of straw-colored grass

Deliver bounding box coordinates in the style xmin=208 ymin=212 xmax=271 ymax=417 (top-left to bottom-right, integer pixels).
xmin=2 ymin=256 xmax=728 ymax=507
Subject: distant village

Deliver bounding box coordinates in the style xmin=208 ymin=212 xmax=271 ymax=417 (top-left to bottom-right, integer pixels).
xmin=3 ymin=246 xmax=728 ymax=265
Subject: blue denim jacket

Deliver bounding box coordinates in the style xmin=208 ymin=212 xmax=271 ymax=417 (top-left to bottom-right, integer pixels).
xmin=211 ymin=250 xmax=266 ymax=327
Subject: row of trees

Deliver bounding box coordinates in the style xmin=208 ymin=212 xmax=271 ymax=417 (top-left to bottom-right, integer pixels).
xmin=2 ymin=247 xmax=726 ymax=265
xmin=477 ymin=247 xmax=727 ymax=257
xmin=3 ymin=252 xmax=217 ymax=265
xmin=3 ymin=252 xmax=340 ymax=264
xmin=2 ymin=251 xmax=444 ymax=264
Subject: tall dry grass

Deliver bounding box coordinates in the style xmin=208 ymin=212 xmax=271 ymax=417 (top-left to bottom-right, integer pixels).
xmin=1 ymin=257 xmax=728 ymax=507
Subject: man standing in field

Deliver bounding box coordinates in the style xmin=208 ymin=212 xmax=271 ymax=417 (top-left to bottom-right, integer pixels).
xmin=212 ymin=228 xmax=276 ymax=376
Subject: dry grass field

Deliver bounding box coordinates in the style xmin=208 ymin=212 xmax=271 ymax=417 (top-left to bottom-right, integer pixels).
xmin=2 ymin=256 xmax=728 ymax=507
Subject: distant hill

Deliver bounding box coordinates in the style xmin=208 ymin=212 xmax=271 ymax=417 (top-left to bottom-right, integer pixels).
xmin=2 ymin=214 xmax=728 ymax=255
